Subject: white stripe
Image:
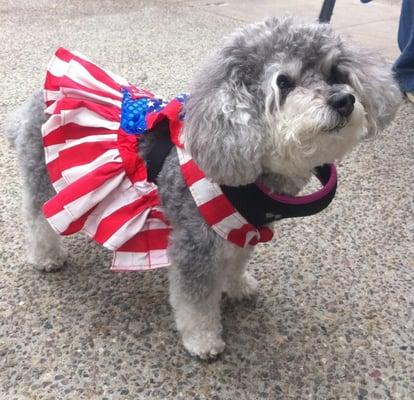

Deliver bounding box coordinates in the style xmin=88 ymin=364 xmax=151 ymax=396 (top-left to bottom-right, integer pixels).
xmin=63 ymin=133 xmax=118 ymax=151
xmin=144 ymin=216 xmax=170 ymax=231
xmin=43 ymin=130 xmax=117 ymax=165
xmin=112 ymin=249 xmax=170 ymax=270
xmin=94 ymin=211 xmax=169 ymax=244
xmin=65 ymin=59 xmax=122 ymax=99
xmin=102 ymin=208 xmax=152 ymax=250
xmin=71 ymin=50 xmax=129 ymax=87
xmin=244 ymin=230 xmax=259 ymax=247
xmin=72 ymin=50 xmax=91 ymax=60
xmin=53 ymin=177 xmax=67 ymax=192
xmin=103 ymin=68 xmax=129 ymax=87
xmin=45 ymin=143 xmax=63 ymax=164
xmin=213 ymin=212 xmax=245 ymax=235
xmin=46 ymin=208 xmax=74 ymax=234
xmin=176 ymin=146 xmax=192 ymax=165
xmin=61 ymin=87 xmax=122 ymax=108
xmin=83 ymin=178 xmax=145 ymax=237
xmin=47 ymin=54 xmax=69 ymax=77
xmin=189 ymin=178 xmax=221 ymax=205
xmin=44 ymin=89 xmax=61 ymax=103
xmin=42 ymin=114 xmax=61 ymax=137
xmin=45 ymin=101 xmax=57 ymax=115
xmin=61 ymin=107 xmax=120 ymax=130
xmin=42 ymin=113 xmax=118 ymax=141
xmin=61 ymin=148 xmax=120 ymax=184
xmin=133 ymin=180 xmax=158 ymax=195
xmin=64 ymin=171 xmax=125 ymax=220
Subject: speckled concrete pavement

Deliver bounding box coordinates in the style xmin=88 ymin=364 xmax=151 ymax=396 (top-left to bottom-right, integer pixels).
xmin=0 ymin=1 xmax=413 ymax=399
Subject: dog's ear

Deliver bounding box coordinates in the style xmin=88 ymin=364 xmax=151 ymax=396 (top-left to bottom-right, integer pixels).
xmin=182 ymin=44 xmax=265 ymax=186
xmin=338 ymin=43 xmax=402 ymax=136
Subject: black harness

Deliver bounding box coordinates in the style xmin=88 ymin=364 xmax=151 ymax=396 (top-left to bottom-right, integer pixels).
xmin=221 ymin=165 xmax=336 ymax=226
xmin=144 ymin=120 xmax=337 ymax=227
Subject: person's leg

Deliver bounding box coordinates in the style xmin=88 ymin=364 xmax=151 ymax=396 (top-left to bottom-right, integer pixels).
xmin=393 ymin=0 xmax=414 ymax=95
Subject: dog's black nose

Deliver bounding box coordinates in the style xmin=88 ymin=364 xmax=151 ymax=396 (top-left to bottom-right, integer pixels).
xmin=328 ymin=93 xmax=355 ymax=117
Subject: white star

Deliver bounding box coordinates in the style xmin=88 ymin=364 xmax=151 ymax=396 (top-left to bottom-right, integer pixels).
xmin=147 ymin=100 xmax=154 ymax=107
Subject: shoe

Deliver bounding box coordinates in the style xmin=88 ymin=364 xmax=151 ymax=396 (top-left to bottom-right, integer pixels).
xmin=406 ymin=92 xmax=414 ymax=104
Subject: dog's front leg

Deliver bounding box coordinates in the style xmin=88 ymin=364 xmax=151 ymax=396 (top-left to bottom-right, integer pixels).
xmin=169 ymin=268 xmax=224 ymax=359
xmin=223 ymin=246 xmax=258 ymax=300
xmin=168 ymin=231 xmax=225 ymax=359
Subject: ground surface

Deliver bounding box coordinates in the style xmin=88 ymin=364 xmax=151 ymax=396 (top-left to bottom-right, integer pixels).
xmin=0 ymin=0 xmax=412 ymax=399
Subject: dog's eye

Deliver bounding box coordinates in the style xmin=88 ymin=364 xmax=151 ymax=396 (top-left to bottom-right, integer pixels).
xmin=276 ymin=74 xmax=295 ymax=91
xmin=328 ymin=66 xmax=347 ymax=84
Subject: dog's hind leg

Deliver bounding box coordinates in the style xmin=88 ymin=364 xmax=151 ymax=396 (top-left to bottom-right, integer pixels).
xmin=21 ymin=172 xmax=66 ymax=272
xmin=6 ymin=91 xmax=66 ymax=271
xmin=168 ymin=228 xmax=226 ymax=359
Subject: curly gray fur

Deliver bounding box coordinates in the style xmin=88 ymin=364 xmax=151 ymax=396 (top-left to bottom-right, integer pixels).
xmin=4 ymin=17 xmax=401 ymax=358
xmin=183 ymin=17 xmax=401 ymax=184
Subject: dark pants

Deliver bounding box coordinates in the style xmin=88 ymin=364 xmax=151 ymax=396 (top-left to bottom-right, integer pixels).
xmin=393 ymin=0 xmax=414 ymax=92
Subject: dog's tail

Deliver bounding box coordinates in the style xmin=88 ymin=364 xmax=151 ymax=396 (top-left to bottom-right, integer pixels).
xmin=3 ymin=108 xmax=20 ymax=149
xmin=3 ymin=90 xmax=45 ymax=149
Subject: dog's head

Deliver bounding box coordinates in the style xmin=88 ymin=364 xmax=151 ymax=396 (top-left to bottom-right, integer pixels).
xmin=182 ymin=17 xmax=401 ymax=184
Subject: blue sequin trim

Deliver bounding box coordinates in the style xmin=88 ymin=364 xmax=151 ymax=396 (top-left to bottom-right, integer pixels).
xmin=120 ymin=89 xmax=189 ymax=134
xmin=176 ymin=93 xmax=189 ymax=104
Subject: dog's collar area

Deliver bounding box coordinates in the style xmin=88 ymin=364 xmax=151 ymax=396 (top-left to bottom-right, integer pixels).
xmin=256 ymin=164 xmax=337 ymax=206
xmin=221 ymin=164 xmax=337 ymax=226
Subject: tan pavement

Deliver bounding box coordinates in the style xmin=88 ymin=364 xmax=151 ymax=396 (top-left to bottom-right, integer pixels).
xmin=177 ymin=0 xmax=402 ymax=60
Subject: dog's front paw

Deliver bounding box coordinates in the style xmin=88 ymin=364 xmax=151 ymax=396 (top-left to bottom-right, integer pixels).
xmin=225 ymin=272 xmax=259 ymax=300
xmin=183 ymin=331 xmax=226 ymax=359
xmin=28 ymin=251 xmax=67 ymax=272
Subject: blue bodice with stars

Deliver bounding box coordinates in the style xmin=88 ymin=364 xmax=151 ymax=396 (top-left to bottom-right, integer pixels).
xmin=120 ymin=89 xmax=188 ymax=135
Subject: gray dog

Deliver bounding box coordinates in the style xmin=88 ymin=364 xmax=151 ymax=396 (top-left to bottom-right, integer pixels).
xmin=5 ymin=17 xmax=401 ymax=358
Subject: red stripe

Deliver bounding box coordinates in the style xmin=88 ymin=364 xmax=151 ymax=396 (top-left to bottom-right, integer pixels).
xmin=42 ymin=197 xmax=64 ymax=218
xmin=146 ymin=99 xmax=180 ymax=129
xmin=55 ymin=47 xmax=74 ymax=63
xmin=227 ymin=225 xmax=273 ymax=247
xmin=198 ymin=194 xmax=234 ymax=226
xmin=150 ymin=209 xmax=170 ymax=225
xmin=44 ymin=48 xmax=74 ymax=92
xmin=45 ymin=72 xmax=61 ymax=93
xmin=61 ymin=209 xmax=95 ymax=235
xmin=129 ymin=84 xmax=154 ymax=99
xmin=43 ymin=124 xmax=116 ymax=147
xmin=118 ymin=129 xmax=146 ymax=182
xmin=72 ymin=54 xmax=121 ymax=92
xmin=257 ymin=227 xmax=273 ymax=243
xmin=60 ymin=75 xmax=122 ymax=101
xmin=57 ymin=141 xmax=117 ymax=172
xmin=92 ymin=190 xmax=160 ymax=245
xmin=227 ymin=224 xmax=255 ymax=247
xmin=46 ymin=158 xmax=62 ymax=182
xmin=181 ymin=160 xmax=205 ymax=186
xmin=50 ymin=98 xmax=120 ymax=122
xmin=117 ymin=228 xmax=171 ymax=252
xmin=169 ymin=117 xmax=184 ymax=148
xmin=145 ymin=100 xmax=184 ymax=148
xmin=47 ymin=48 xmax=121 ymax=93
xmin=45 ymin=73 xmax=122 ymax=102
xmin=42 ymin=161 xmax=122 ymax=218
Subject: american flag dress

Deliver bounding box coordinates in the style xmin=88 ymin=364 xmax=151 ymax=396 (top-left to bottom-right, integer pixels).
xmin=41 ymin=48 xmax=273 ymax=272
